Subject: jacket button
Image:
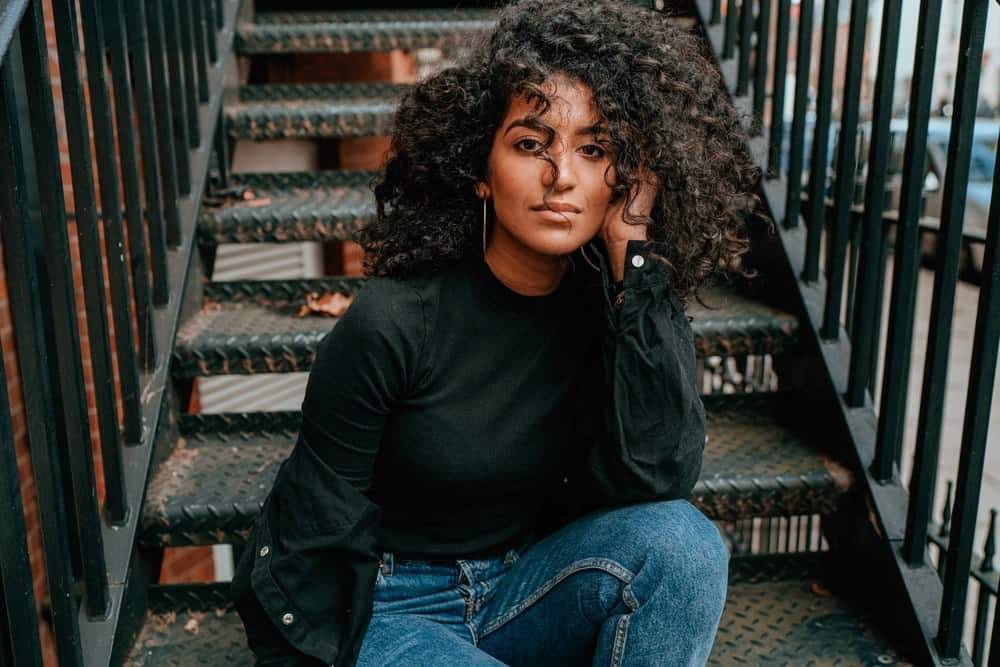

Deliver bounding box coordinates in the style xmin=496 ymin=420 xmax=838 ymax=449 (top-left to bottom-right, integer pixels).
xmin=281 ymin=612 xmax=295 ymax=625
xmin=631 ymin=254 xmax=645 ymax=268
xmin=259 ymin=546 xmax=269 ymax=557
xmin=563 ymin=476 xmax=569 ymax=484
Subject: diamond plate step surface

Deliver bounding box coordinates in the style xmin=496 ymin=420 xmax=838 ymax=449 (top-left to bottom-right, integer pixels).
xmin=224 ymin=82 xmax=409 ymax=140
xmin=199 ymin=171 xmax=377 ymax=244
xmin=172 ymin=282 xmax=799 ymax=378
xmin=124 ymin=554 xmax=910 ymax=665
xmin=236 ymin=9 xmax=496 ymax=54
xmin=139 ymin=393 xmax=851 ymax=548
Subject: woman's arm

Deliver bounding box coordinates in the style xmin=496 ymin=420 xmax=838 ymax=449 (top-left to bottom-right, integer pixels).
xmin=230 ymin=279 xmax=427 ymax=667
xmin=556 ymin=239 xmax=706 ymax=522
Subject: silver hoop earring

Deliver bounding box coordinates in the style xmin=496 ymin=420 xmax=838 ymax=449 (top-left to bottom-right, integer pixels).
xmin=578 ymin=242 xmax=600 ymax=272
xmin=482 ymin=198 xmax=488 ymax=256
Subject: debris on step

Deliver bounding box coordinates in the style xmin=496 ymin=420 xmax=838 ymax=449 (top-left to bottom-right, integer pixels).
xmin=296 ymin=291 xmax=354 ymax=317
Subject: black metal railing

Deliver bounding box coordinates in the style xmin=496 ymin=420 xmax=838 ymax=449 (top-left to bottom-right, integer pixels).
xmin=694 ymin=0 xmax=999 ymax=664
xmin=0 ymin=0 xmax=238 ymax=664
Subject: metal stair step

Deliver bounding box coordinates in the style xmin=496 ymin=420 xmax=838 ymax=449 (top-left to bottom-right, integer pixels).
xmin=199 ymin=171 xmax=377 ymax=244
xmin=236 ymin=9 xmax=496 ymax=55
xmin=224 ymin=82 xmax=409 ymax=140
xmin=171 ymin=282 xmax=799 ymax=378
xmin=124 ymin=553 xmax=910 ymax=665
xmin=139 ymin=392 xmax=851 ymax=548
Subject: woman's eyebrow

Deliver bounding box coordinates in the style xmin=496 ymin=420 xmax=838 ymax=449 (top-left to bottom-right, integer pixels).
xmin=503 ymin=117 xmax=549 ymax=136
xmin=574 ymin=123 xmax=608 ymax=137
xmin=503 ymin=117 xmax=607 ymax=137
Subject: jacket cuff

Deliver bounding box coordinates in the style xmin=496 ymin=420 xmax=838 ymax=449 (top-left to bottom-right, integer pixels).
xmin=600 ymin=240 xmax=681 ymax=329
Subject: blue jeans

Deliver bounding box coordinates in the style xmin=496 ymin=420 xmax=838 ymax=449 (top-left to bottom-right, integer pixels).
xmin=356 ymin=499 xmax=730 ymax=666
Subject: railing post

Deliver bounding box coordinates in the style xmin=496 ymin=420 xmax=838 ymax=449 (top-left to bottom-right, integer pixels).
xmin=0 ymin=24 xmax=85 ymax=664
xmin=736 ymin=0 xmax=753 ymax=95
xmin=933 ymin=3 xmax=996 ymax=650
xmin=801 ymin=0 xmax=839 ymax=283
xmin=875 ymin=0 xmax=944 ymax=487
xmin=783 ymin=0 xmax=814 ymax=228
xmin=750 ymin=0 xmax=769 ymax=135
xmin=766 ymin=0 xmax=789 ymax=178
xmin=846 ymin=0 xmax=904 ymax=408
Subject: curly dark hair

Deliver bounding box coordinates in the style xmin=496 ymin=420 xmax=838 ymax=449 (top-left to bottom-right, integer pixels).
xmin=358 ymin=0 xmax=771 ymax=304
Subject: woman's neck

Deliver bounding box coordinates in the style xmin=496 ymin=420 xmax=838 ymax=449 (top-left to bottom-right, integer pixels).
xmin=484 ymin=226 xmax=570 ymax=297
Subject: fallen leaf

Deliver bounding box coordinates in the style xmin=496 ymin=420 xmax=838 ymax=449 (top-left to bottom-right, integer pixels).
xmin=810 ymin=582 xmax=833 ymax=597
xmin=296 ymin=292 xmax=354 ymax=318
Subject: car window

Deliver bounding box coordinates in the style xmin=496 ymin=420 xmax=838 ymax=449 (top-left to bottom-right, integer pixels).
xmin=968 ymin=140 xmax=996 ymax=183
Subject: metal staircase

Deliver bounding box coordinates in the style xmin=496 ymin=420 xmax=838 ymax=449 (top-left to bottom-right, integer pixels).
xmin=1 ymin=1 xmax=997 ymax=665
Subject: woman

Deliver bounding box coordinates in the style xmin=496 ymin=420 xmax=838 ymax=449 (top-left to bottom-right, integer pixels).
xmin=231 ymin=1 xmax=766 ymax=665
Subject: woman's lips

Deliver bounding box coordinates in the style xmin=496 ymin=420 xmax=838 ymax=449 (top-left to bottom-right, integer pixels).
xmin=534 ymin=208 xmax=579 ymax=223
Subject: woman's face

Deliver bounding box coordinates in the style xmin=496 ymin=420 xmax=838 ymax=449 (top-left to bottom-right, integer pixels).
xmin=479 ymin=75 xmax=615 ymax=258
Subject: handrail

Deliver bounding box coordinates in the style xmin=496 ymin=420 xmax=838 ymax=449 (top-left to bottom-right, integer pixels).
xmin=0 ymin=0 xmax=240 ymax=664
xmin=693 ymin=0 xmax=998 ymax=664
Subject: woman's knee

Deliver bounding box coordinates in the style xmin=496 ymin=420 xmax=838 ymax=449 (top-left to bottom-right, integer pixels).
xmin=620 ymin=499 xmax=730 ymax=585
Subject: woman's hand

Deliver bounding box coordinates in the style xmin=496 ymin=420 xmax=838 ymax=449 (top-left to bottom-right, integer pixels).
xmin=599 ymin=167 xmax=659 ymax=247
xmin=598 ymin=168 xmax=659 ymax=282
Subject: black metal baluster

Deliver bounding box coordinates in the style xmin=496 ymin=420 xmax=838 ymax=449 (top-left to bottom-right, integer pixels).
xmin=214 ymin=106 xmax=230 ymax=189
xmin=846 ymin=0 xmax=903 ymax=407
xmin=868 ymin=220 xmax=893 ymax=398
xmin=843 ymin=130 xmax=866 ymax=336
xmin=938 ymin=482 xmax=954 ymax=579
xmin=751 ymin=0 xmax=770 ymax=135
xmin=16 ymin=0 xmax=112 ymax=627
xmin=710 ymin=0 xmax=721 ymax=24
xmin=971 ymin=509 xmax=995 ymax=665
xmin=766 ymin=0 xmax=789 ymax=178
xmin=935 ymin=22 xmax=996 ymax=649
xmin=146 ymin=0 xmax=186 ymax=243
xmin=802 ymin=0 xmax=839 ymax=282
xmin=49 ymin=0 xmax=128 ymax=528
xmin=877 ymin=0 xmax=943 ymax=487
xmin=124 ymin=0 xmax=169 ymax=307
xmin=175 ymin=0 xmax=201 ymax=145
xmin=905 ymin=0 xmax=989 ymax=578
xmin=78 ymin=0 xmax=142 ymax=445
xmin=101 ymin=0 xmax=156 ymax=373
xmin=0 ymin=45 xmax=84 ymax=667
xmin=989 ymin=595 xmax=1000 ymax=667
xmin=154 ymin=0 xmax=192 ymax=195
xmin=783 ymin=0 xmax=813 ymax=228
xmin=0 ymin=115 xmax=43 ymax=667
xmin=820 ymin=0 xmax=870 ymax=340
xmin=190 ymin=0 xmax=210 ymax=102
xmin=214 ymin=0 xmax=223 ymax=31
xmin=203 ymin=0 xmax=218 ymax=63
xmin=723 ymin=0 xmax=737 ymax=59
xmin=736 ymin=0 xmax=753 ymax=95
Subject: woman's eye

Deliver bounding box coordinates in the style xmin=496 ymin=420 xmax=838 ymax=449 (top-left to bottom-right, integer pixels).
xmin=515 ymin=138 xmax=542 ymax=152
xmin=580 ymin=144 xmax=607 ymax=158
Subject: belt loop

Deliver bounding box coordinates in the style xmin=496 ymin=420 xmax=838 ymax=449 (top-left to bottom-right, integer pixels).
xmin=382 ymin=552 xmax=393 ymax=576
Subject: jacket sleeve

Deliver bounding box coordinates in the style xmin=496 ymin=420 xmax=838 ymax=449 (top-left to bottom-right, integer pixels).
xmin=557 ymin=240 xmax=706 ymax=522
xmin=230 ymin=279 xmax=427 ymax=667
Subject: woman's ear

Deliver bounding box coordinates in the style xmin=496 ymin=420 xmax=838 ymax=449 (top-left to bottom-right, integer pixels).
xmin=475 ymin=182 xmax=491 ymax=199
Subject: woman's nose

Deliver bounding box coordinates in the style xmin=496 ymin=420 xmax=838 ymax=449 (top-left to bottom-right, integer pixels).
xmin=540 ymin=144 xmax=577 ymax=190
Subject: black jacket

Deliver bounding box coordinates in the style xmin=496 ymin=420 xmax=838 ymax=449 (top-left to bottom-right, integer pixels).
xmin=230 ymin=240 xmax=707 ymax=666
